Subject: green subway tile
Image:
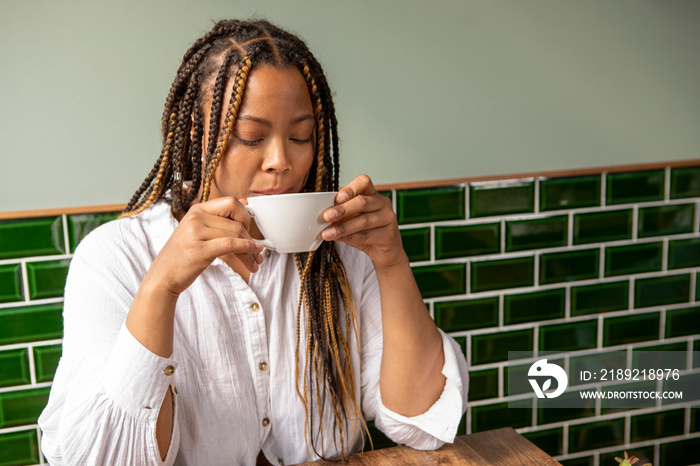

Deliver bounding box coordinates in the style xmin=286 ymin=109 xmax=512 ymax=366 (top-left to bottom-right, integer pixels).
xmin=453 ymin=336 xmax=467 ymax=358
xmin=638 ymin=204 xmax=694 ymax=238
xmin=603 ymin=312 xmax=660 ymax=347
xmin=670 ymin=166 xmax=700 ymax=199
xmin=67 ymin=212 xmax=119 ymax=252
xmin=569 ymin=417 xmax=625 ymax=453
xmin=505 ymin=359 xmax=563 ymax=397
xmin=503 ymin=288 xmax=565 ymax=325
xmin=537 ymin=392 xmax=595 ymax=425
xmin=0 ymin=349 xmax=30 ymax=388
xmin=631 ymin=408 xmax=684 ymax=442
xmin=396 ymin=186 xmax=465 ymax=225
xmin=469 ymin=181 xmax=534 ymax=218
xmin=559 ymin=457 xmax=594 ymax=466
xmin=570 ymin=350 xmax=627 ymax=386
xmin=606 ymin=170 xmax=665 ymax=205
xmin=0 ymin=216 xmax=65 ymax=260
xmin=663 ymin=372 xmax=700 ymax=404
xmin=434 ymin=297 xmax=498 ymax=332
xmin=669 ymin=237 xmax=700 ymax=269
xmin=505 ymin=215 xmax=567 ymax=252
xmin=26 ymin=259 xmax=71 ymax=300
xmin=468 ymin=368 xmax=499 ymax=401
xmin=471 ymin=399 xmax=532 ymax=432
xmin=399 ymin=227 xmax=431 ymax=262
xmin=540 ymin=249 xmax=599 ymax=285
xmin=435 ymin=223 xmax=500 ymax=259
xmin=0 ymin=387 xmax=51 ymax=428
xmin=601 ymin=380 xmax=657 ymax=413
xmin=573 ymin=209 xmax=633 ymax=245
xmin=411 ymin=263 xmax=466 ymax=299
xmin=539 ymin=320 xmax=598 ymax=353
xmin=0 ymin=263 xmax=23 ymax=303
xmin=472 ymin=329 xmax=533 ymax=365
xmin=604 ymin=242 xmax=662 ymax=277
xmin=632 ymin=342 xmax=687 ymax=372
xmin=33 ymin=344 xmax=62 ymax=383
xmin=504 ymin=363 xmax=535 ymax=396
xmin=666 ymin=306 xmax=700 ymax=338
xmin=695 ymin=339 xmax=700 ymax=368
xmin=540 ymin=175 xmax=601 ymax=211
xmin=571 ymin=280 xmax=629 ymax=316
xmin=471 ymin=256 xmax=534 ymax=293
xmin=364 ymin=419 xmax=396 ymax=451
xmin=0 ymin=303 xmax=63 ymax=346
xmin=660 ymin=437 xmax=700 ymax=466
xmin=634 ymin=274 xmax=690 ymax=309
xmin=600 ymin=447 xmax=654 ymax=466
xmin=0 ymin=429 xmax=40 ymax=466
xmin=522 ymin=427 xmax=563 ymax=457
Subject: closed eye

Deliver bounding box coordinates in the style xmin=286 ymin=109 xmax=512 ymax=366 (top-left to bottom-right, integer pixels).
xmin=236 ymin=137 xmax=263 ymax=146
xmin=290 ymin=136 xmax=313 ymax=144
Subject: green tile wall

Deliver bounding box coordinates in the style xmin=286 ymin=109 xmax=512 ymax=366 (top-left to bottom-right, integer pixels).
xmin=3 ymin=165 xmax=700 ymax=465
xmin=0 ymin=210 xmax=119 ymax=464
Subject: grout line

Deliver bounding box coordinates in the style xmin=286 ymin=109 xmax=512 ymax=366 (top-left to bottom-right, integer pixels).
xmin=534 ymin=177 xmax=540 ymax=214
xmin=658 ymin=309 xmax=666 ymax=341
xmin=632 ymin=204 xmax=639 ymax=241
xmin=0 ymin=381 xmax=52 ymax=394
xmin=599 ymin=245 xmax=605 ymax=279
xmin=27 ymin=343 xmax=37 ymax=385
xmin=662 ymin=237 xmax=669 ymax=272
xmin=695 ymin=200 xmax=700 ymax=233
xmin=601 ymin=171 xmax=607 ymax=207
xmin=629 ymin=277 xmax=636 ymax=311
xmin=464 ymin=183 xmax=470 ymax=220
xmin=61 ymin=214 xmax=70 ymax=256
xmin=665 ymin=166 xmax=671 ymax=202
xmin=691 ymin=271 xmax=697 ymax=304
xmin=20 ymin=261 xmax=30 ymax=303
xmin=36 ymin=426 xmax=45 ymax=465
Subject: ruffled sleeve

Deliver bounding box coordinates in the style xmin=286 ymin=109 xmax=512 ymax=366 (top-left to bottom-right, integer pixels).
xmin=351 ymin=247 xmax=470 ymax=450
xmin=38 ymin=219 xmax=180 ymax=465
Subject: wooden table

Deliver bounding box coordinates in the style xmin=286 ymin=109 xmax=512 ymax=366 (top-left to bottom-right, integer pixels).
xmin=293 ymin=427 xmax=562 ymax=465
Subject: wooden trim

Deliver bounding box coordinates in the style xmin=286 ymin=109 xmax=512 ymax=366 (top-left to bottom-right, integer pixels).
xmin=2 ymin=159 xmax=698 ymax=220
xmin=0 ymin=204 xmax=126 ymax=220
xmin=375 ymin=159 xmax=700 ymax=191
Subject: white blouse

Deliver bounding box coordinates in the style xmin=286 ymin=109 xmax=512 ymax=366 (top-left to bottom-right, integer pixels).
xmin=38 ymin=201 xmax=469 ymax=466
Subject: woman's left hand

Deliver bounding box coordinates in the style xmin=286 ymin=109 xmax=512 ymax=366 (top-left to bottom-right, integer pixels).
xmin=321 ymin=174 xmax=406 ymax=269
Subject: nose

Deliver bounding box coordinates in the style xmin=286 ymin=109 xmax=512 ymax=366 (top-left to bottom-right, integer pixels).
xmin=262 ymin=138 xmax=292 ymax=173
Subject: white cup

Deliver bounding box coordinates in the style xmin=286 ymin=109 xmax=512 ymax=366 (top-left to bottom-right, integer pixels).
xmin=244 ymin=192 xmax=337 ymax=253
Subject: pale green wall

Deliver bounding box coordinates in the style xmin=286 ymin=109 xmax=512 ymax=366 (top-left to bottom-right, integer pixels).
xmin=2 ymin=0 xmax=699 ymax=212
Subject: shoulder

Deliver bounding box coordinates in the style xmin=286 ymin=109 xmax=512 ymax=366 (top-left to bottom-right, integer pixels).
xmin=72 ymin=202 xmax=174 ymax=270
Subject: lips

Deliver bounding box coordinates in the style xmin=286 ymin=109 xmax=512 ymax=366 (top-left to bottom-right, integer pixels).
xmin=251 ymin=188 xmax=292 ymax=196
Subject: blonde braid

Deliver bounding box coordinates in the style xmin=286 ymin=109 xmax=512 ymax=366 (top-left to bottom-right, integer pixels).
xmin=200 ymin=56 xmax=252 ymax=201
xmin=302 ymin=63 xmax=325 ymax=192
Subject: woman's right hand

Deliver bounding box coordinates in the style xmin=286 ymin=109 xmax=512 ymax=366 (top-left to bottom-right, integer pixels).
xmin=146 ymin=196 xmax=264 ymax=298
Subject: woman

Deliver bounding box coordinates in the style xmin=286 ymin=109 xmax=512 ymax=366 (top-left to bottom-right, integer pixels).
xmin=39 ymin=19 xmax=468 ymax=465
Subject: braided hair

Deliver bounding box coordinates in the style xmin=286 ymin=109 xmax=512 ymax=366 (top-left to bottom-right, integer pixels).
xmin=120 ymin=19 xmax=368 ymax=459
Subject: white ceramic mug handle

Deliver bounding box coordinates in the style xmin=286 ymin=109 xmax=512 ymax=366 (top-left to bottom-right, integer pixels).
xmin=244 ymin=205 xmax=275 ymax=250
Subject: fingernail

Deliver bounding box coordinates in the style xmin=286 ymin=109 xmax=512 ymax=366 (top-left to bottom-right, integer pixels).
xmin=336 ymin=191 xmax=349 ymax=203
xmin=322 ymin=227 xmax=336 ymax=240
xmin=325 ymin=209 xmax=339 ymax=221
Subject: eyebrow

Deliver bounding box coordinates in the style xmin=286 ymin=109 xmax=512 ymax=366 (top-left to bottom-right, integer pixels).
xmin=237 ymin=114 xmax=314 ymax=126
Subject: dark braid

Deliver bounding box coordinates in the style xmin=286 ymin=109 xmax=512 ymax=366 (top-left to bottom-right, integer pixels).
xmin=120 ymin=19 xmax=366 ymax=459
